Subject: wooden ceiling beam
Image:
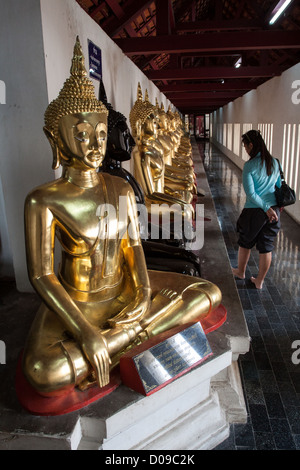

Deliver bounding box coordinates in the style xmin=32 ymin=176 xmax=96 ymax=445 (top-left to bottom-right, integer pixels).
xmin=171 ymin=97 xmax=232 ymax=104
xmin=104 ymin=0 xmax=124 ymax=18
xmin=146 ymin=66 xmax=282 ymax=81
xmin=90 ymin=1 xmax=107 ymax=18
xmin=156 ymin=0 xmax=174 ymax=36
xmin=175 ymin=19 xmax=263 ymax=32
xmin=159 ymin=80 xmax=256 ymax=92
xmin=167 ymin=91 xmax=243 ymax=100
xmin=177 ymin=107 xmax=220 ymax=113
xmin=101 ymin=0 xmax=154 ymax=37
xmin=114 ymin=30 xmax=300 ymax=55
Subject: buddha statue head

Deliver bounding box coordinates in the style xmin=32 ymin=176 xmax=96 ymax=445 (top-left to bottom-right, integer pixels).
xmin=43 ymin=36 xmax=109 ymax=170
xmin=174 ymin=111 xmax=185 ymax=135
xmin=99 ymin=79 xmax=135 ymax=163
xmin=167 ymin=106 xmax=177 ymax=131
xmin=155 ymin=99 xmax=169 ymax=133
xmin=129 ymin=83 xmax=157 ymax=141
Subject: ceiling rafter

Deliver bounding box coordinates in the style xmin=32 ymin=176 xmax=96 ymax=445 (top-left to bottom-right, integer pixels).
xmin=167 ymin=90 xmax=243 ymax=99
xmin=159 ymin=80 xmax=258 ymax=92
xmin=146 ymin=65 xmax=283 ymax=80
xmin=101 ymin=0 xmax=155 ymax=37
xmin=104 ymin=0 xmax=124 ymax=18
xmin=76 ymin=0 xmax=300 ymax=114
xmin=156 ymin=0 xmax=174 ymax=35
xmin=114 ymin=31 xmax=300 ymax=55
xmin=175 ymin=18 xmax=264 ymax=32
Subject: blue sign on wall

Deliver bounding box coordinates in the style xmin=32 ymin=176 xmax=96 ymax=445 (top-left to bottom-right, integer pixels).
xmin=88 ymin=40 xmax=102 ymax=81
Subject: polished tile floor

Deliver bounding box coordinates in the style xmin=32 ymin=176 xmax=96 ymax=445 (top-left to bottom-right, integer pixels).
xmin=198 ymin=141 xmax=300 ymax=450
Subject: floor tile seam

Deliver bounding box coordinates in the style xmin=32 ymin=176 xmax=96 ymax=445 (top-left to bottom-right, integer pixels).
xmin=268 ymin=418 xmax=299 ymax=449
xmin=253 ymin=429 xmax=296 ymax=450
xmin=239 ymin=349 xmax=295 ymax=419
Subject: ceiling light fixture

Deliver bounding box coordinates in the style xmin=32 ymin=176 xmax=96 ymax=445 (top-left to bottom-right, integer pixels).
xmin=269 ymin=0 xmax=293 ymax=25
xmin=234 ymin=57 xmax=242 ymax=69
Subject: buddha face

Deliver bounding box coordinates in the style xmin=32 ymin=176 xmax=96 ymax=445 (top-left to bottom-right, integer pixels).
xmin=156 ymin=114 xmax=167 ymax=132
xmin=58 ymin=112 xmax=107 ymax=169
xmin=142 ymin=113 xmax=158 ymax=138
xmin=107 ymin=120 xmax=135 ymax=161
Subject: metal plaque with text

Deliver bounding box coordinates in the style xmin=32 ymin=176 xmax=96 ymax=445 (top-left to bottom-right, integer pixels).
xmin=132 ymin=323 xmax=212 ymax=395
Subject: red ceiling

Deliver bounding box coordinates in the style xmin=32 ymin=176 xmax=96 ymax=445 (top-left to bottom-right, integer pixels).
xmin=76 ymin=0 xmax=300 ymax=114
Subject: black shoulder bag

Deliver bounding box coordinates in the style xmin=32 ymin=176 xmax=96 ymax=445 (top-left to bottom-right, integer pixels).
xmin=275 ymin=159 xmax=296 ymax=208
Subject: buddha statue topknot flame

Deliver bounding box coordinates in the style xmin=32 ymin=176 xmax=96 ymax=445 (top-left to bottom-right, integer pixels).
xmin=22 ymin=37 xmax=222 ymax=398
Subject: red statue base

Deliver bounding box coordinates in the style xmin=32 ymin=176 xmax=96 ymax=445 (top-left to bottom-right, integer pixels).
xmin=16 ymin=304 xmax=226 ymax=416
xmin=15 ymin=356 xmax=121 ymax=417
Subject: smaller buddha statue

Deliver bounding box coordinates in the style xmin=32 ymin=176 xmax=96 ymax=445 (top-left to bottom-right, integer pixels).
xmin=174 ymin=111 xmax=193 ymax=155
xmin=155 ymin=99 xmax=196 ymax=193
xmin=130 ymin=84 xmax=194 ymax=208
xmin=98 ymin=79 xmax=201 ymax=275
xmin=97 ymin=80 xmax=145 ymax=207
xmin=167 ymin=107 xmax=193 ymax=167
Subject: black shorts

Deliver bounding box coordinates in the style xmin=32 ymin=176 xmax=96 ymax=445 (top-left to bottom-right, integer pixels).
xmin=237 ymin=207 xmax=280 ymax=254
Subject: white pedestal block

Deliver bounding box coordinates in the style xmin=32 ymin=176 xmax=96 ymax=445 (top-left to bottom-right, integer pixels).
xmin=100 ymin=390 xmax=229 ymax=451
xmin=77 ymin=332 xmax=233 ymax=451
xmin=212 ymin=361 xmax=248 ymax=425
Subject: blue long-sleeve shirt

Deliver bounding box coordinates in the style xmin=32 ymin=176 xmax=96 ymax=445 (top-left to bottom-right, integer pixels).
xmin=243 ymin=154 xmax=282 ymax=212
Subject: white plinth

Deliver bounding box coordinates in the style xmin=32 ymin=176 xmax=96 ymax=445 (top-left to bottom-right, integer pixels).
xmin=76 ymin=331 xmax=233 ymax=451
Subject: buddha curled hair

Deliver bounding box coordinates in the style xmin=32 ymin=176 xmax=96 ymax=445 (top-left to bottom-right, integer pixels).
xmin=129 ymin=83 xmax=156 ymax=137
xmin=44 ymin=36 xmax=108 ymax=140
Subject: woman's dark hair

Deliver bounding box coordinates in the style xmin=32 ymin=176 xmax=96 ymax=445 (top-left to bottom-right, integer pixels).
xmin=242 ymin=130 xmax=274 ymax=176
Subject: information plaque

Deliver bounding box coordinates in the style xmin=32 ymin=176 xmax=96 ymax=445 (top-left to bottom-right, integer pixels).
xmin=120 ymin=322 xmax=212 ymax=396
xmin=88 ymin=40 xmax=102 ymax=81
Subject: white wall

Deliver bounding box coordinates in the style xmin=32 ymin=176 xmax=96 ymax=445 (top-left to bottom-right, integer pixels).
xmin=40 ymin=0 xmax=172 ymax=173
xmin=211 ymin=62 xmax=300 ymax=224
xmin=0 ymin=176 xmax=14 ymax=278
xmin=0 ymin=0 xmax=51 ymax=290
xmin=0 ymin=0 xmax=174 ymax=291
xmin=41 ymin=0 xmax=172 ymax=115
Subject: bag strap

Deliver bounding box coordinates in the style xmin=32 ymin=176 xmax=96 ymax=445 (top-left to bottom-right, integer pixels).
xmin=276 ymin=158 xmax=285 ymax=181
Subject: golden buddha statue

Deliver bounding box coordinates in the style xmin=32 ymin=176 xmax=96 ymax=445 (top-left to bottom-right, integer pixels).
xmin=174 ymin=111 xmax=193 ymax=156
xmin=130 ymin=84 xmax=194 ymax=207
xmin=154 ymin=98 xmax=196 ymax=193
xmin=22 ymin=37 xmax=222 ymax=398
xmin=167 ymin=107 xmax=193 ymax=167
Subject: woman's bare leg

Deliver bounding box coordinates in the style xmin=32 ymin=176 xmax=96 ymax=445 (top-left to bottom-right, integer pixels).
xmin=251 ymin=252 xmax=272 ymax=289
xmin=232 ymin=247 xmax=251 ymax=279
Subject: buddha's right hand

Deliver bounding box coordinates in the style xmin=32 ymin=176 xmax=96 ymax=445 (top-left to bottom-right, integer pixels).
xmin=81 ymin=328 xmax=111 ymax=388
xmin=108 ymin=286 xmax=151 ymax=326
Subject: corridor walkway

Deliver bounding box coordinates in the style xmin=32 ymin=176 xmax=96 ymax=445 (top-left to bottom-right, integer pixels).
xmin=198 ymin=141 xmax=300 ymax=450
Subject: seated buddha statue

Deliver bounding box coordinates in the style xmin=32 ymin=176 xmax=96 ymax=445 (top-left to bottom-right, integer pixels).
xmin=167 ymin=108 xmax=193 ymax=167
xmin=96 ymin=80 xmax=196 ymax=255
xmin=97 ymin=79 xmax=201 ymax=275
xmin=154 ymin=98 xmax=196 ymax=194
xmin=22 ymin=37 xmax=222 ymax=397
xmin=174 ymin=111 xmax=193 ymax=156
xmin=130 ymin=84 xmax=194 ymax=207
xmin=97 ymin=80 xmax=145 ymax=208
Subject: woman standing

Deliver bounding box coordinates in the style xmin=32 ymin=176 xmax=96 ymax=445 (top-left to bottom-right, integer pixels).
xmin=232 ymin=130 xmax=282 ymax=289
